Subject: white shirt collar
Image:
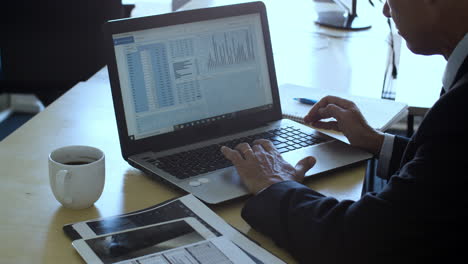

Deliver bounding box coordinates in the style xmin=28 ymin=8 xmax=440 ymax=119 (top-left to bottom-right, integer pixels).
xmin=442 ymin=33 xmax=468 ymax=92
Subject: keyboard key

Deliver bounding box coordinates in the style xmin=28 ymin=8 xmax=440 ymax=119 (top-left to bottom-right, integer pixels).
xmin=277 ymin=147 xmax=289 ymax=153
xmin=274 ymin=142 xmax=288 ymax=149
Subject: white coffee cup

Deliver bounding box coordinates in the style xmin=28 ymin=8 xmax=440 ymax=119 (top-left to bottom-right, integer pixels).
xmin=48 ymin=145 xmax=105 ymax=209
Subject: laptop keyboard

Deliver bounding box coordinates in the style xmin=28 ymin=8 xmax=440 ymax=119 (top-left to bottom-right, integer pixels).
xmin=144 ymin=126 xmax=329 ymax=179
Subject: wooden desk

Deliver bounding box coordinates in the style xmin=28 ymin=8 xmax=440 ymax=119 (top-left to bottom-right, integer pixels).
xmin=0 ymin=67 xmax=365 ymax=263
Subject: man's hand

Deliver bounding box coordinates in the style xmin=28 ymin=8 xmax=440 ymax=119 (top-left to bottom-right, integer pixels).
xmin=304 ymin=96 xmax=384 ymax=155
xmin=221 ymin=139 xmax=316 ymax=194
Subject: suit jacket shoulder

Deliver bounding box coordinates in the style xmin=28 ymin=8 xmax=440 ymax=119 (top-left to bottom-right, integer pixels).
xmin=400 ymin=71 xmax=468 ymax=166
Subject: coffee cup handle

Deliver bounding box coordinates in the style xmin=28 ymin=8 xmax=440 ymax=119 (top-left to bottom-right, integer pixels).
xmin=56 ymin=170 xmax=73 ymax=205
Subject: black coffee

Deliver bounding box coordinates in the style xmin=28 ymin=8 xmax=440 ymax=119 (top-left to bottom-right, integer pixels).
xmin=64 ymin=161 xmax=92 ymax=165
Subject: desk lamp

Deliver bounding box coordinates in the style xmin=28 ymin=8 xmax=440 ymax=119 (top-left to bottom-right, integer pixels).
xmin=315 ymin=0 xmax=371 ymax=30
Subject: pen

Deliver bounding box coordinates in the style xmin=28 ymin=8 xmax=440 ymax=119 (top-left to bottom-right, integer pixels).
xmin=293 ymin=97 xmax=317 ymax=105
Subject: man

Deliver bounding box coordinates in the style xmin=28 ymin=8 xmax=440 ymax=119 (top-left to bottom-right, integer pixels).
xmin=221 ymin=0 xmax=468 ymax=262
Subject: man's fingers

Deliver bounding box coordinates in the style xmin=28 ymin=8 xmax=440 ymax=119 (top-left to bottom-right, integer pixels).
xmin=252 ymin=144 xmax=264 ymax=153
xmin=221 ymin=146 xmax=243 ymax=164
xmin=317 ymin=104 xmax=346 ymax=120
xmin=253 ymin=139 xmax=275 ymax=152
xmin=304 ymin=96 xmax=355 ymax=123
xmin=235 ymin=143 xmax=255 ymax=160
xmin=295 ymin=156 xmax=316 ymax=177
xmin=311 ymin=120 xmax=341 ymax=132
xmin=319 ymin=96 xmax=356 ymax=109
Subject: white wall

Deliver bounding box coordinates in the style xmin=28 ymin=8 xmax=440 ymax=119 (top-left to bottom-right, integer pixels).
xmin=394 ymin=39 xmax=446 ymax=114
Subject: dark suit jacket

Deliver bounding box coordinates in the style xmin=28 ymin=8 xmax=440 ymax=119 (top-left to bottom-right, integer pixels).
xmin=242 ymin=56 xmax=468 ymax=263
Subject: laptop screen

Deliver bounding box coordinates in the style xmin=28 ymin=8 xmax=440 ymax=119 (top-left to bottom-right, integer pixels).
xmin=112 ymin=13 xmax=273 ymax=140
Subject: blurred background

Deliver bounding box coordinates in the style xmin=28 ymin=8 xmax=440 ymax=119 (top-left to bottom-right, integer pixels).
xmin=0 ymin=0 xmax=445 ymax=140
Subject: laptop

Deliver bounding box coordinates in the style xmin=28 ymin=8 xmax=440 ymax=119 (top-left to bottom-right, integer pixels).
xmin=103 ymin=1 xmax=372 ymax=204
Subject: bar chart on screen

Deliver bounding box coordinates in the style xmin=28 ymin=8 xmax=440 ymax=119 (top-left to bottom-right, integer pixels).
xmin=203 ymin=28 xmax=257 ymax=71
